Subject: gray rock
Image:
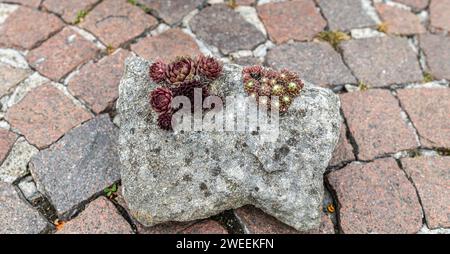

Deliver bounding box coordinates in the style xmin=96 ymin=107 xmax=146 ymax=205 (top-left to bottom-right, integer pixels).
xmin=29 ymin=114 xmax=120 ymax=217
xmin=0 ymin=181 xmax=48 ymax=234
xmin=118 ymin=56 xmax=340 ymax=231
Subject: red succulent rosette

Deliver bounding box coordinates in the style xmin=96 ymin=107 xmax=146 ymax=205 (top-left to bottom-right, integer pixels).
xmin=196 ymin=55 xmax=223 ymax=80
xmin=149 ymin=60 xmax=167 ymax=83
xmin=165 ymin=57 xmax=196 ymax=85
xmin=157 ymin=112 xmax=173 ymax=130
xmin=150 ymin=87 xmax=173 ymax=113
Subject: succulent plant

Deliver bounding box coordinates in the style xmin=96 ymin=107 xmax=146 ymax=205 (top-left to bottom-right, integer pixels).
xmin=150 ymin=87 xmax=173 ymax=113
xmin=196 ymin=55 xmax=223 ymax=80
xmin=149 ymin=60 xmax=167 ymax=83
xmin=244 ymin=79 xmax=259 ymax=94
xmin=158 ymin=112 xmax=173 ymax=130
xmin=165 ymin=56 xmax=197 ymax=85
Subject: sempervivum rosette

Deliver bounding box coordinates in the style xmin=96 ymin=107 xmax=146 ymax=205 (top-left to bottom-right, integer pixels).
xmin=157 ymin=112 xmax=173 ymax=130
xmin=196 ymin=55 xmax=223 ymax=80
xmin=149 ymin=87 xmax=173 ymax=113
xmin=165 ymin=57 xmax=197 ymax=85
xmin=149 ymin=60 xmax=167 ymax=83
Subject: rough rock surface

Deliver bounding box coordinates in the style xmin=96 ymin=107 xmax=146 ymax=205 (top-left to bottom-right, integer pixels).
xmin=118 ymin=56 xmax=340 ymax=231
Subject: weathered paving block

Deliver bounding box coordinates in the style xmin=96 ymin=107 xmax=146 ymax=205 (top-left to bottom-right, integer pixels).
xmin=190 ymin=4 xmax=265 ymax=54
xmin=429 ymin=0 xmax=450 ymax=32
xmin=57 ymin=196 xmax=133 ymax=234
xmin=375 ymin=3 xmax=425 ymax=35
xmin=340 ymin=89 xmax=418 ymax=160
xmin=401 ymin=157 xmax=450 ymax=229
xmin=0 ymin=6 xmax=64 ymax=50
xmin=329 ymin=123 xmax=355 ymax=166
xmin=394 ymin=0 xmax=429 ymax=11
xmin=327 ymin=158 xmax=423 ymax=234
xmin=0 ymin=128 xmax=16 ymax=165
xmin=0 ymin=182 xmax=48 ymax=234
xmin=0 ymin=0 xmax=41 ymax=8
xmin=397 ymin=88 xmax=450 ymax=148
xmin=0 ymin=137 xmax=38 ymax=184
xmin=42 ymin=0 xmax=100 ymax=23
xmin=0 ymin=64 xmax=31 ymax=97
xmin=27 ymin=27 xmax=99 ymax=81
xmin=419 ymin=34 xmax=450 ymax=81
xmin=267 ymin=42 xmax=356 ymax=86
xmin=140 ymin=0 xmax=203 ymax=25
xmin=131 ymin=28 xmax=201 ymax=62
xmin=180 ymin=220 xmax=228 ymax=234
xmin=234 ymin=205 xmax=335 ymax=234
xmin=68 ymin=49 xmax=131 ymax=114
xmin=317 ymin=0 xmax=377 ymax=31
xmin=6 ymin=84 xmax=92 ymax=149
xmin=30 ymin=115 xmax=120 ymax=217
xmin=340 ymin=37 xmax=423 ymax=87
xmin=80 ymin=0 xmax=157 ymax=48
xmin=257 ymin=0 xmax=326 ymax=44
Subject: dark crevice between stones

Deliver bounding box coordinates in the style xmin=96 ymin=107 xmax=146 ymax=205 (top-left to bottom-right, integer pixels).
xmin=395 ymin=159 xmax=428 ymax=230
xmin=108 ymin=183 xmax=139 ymax=234
xmin=340 ymin=108 xmax=360 ymax=160
xmin=211 ymin=209 xmax=245 ymax=234
xmin=322 ymin=184 xmax=339 ymax=234
xmin=323 ymin=175 xmax=343 ymax=234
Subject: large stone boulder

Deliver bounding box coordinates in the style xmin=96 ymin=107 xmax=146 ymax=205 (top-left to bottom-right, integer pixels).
xmin=117 ymin=56 xmax=340 ymax=231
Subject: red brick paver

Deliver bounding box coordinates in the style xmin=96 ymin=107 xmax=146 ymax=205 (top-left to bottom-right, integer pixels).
xmin=57 ymin=196 xmax=133 ymax=234
xmin=419 ymin=34 xmax=450 ymax=81
xmin=80 ymin=0 xmax=158 ymax=48
xmin=330 ymin=123 xmax=355 ymax=166
xmin=131 ymin=28 xmax=201 ymax=62
xmin=327 ymin=158 xmax=423 ymax=234
xmin=68 ymin=49 xmax=131 ymax=114
xmin=6 ymin=84 xmax=92 ymax=149
xmin=0 ymin=0 xmax=40 ymax=8
xmin=429 ymin=0 xmax=450 ymax=32
xmin=394 ymin=0 xmax=429 ymax=11
xmin=0 ymin=65 xmax=31 ymax=97
xmin=397 ymin=88 xmax=450 ymax=148
xmin=0 ymin=7 xmax=64 ymax=50
xmin=257 ymin=0 xmax=326 ymax=44
xmin=27 ymin=27 xmax=98 ymax=81
xmin=401 ymin=157 xmax=450 ymax=229
xmin=340 ymin=90 xmax=418 ymax=160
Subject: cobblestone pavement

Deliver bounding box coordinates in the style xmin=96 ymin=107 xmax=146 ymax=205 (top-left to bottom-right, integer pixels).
xmin=0 ymin=0 xmax=449 ymax=234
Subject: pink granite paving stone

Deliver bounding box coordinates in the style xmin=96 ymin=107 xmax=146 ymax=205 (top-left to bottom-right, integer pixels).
xmin=68 ymin=49 xmax=131 ymax=114
xmin=0 ymin=0 xmax=41 ymax=8
xmin=26 ymin=27 xmax=99 ymax=81
xmin=131 ymin=28 xmax=201 ymax=62
xmin=140 ymin=0 xmax=203 ymax=25
xmin=57 ymin=196 xmax=133 ymax=234
xmin=80 ymin=0 xmax=158 ymax=48
xmin=257 ymin=0 xmax=326 ymax=44
xmin=329 ymin=123 xmax=355 ymax=166
xmin=0 ymin=64 xmax=31 ymax=97
xmin=419 ymin=33 xmax=450 ymax=81
xmin=429 ymin=0 xmax=450 ymax=32
xmin=234 ymin=205 xmax=335 ymax=234
xmin=5 ymin=84 xmax=92 ymax=149
xmin=340 ymin=37 xmax=423 ymax=87
xmin=0 ymin=129 xmax=16 ymax=164
xmin=394 ymin=0 xmax=429 ymax=11
xmin=397 ymin=88 xmax=450 ymax=148
xmin=326 ymin=158 xmax=423 ymax=234
xmin=401 ymin=157 xmax=450 ymax=229
xmin=340 ymin=90 xmax=418 ymax=160
xmin=42 ymin=0 xmax=100 ymax=23
xmin=375 ymin=3 xmax=425 ymax=35
xmin=180 ymin=220 xmax=228 ymax=234
xmin=0 ymin=6 xmax=64 ymax=50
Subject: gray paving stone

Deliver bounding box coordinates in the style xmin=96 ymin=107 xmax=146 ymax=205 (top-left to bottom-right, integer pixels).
xmin=0 ymin=137 xmax=38 ymax=184
xmin=189 ymin=4 xmax=265 ymax=54
xmin=140 ymin=0 xmax=204 ymax=25
xmin=340 ymin=37 xmax=423 ymax=87
xmin=29 ymin=114 xmax=120 ymax=217
xmin=267 ymin=42 xmax=356 ymax=86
